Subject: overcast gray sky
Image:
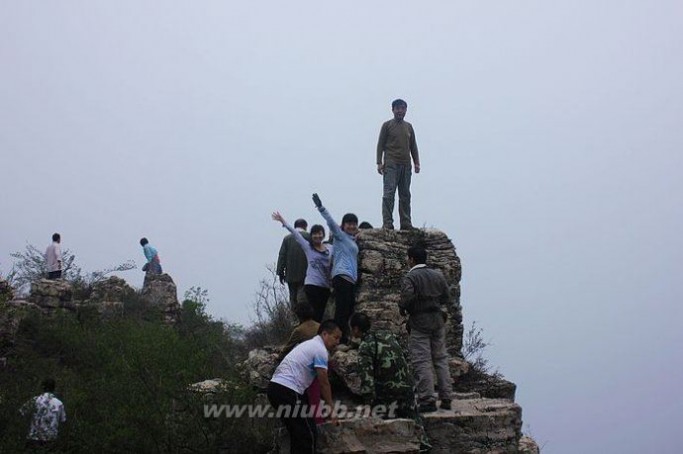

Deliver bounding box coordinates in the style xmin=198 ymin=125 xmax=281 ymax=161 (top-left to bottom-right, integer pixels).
xmin=2 ymin=1 xmax=681 ymax=452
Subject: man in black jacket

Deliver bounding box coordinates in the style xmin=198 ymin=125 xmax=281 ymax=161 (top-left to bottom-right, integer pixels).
xmin=399 ymin=245 xmax=453 ymax=413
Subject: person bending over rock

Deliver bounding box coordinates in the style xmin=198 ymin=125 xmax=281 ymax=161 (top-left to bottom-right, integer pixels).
xmin=268 ymin=320 xmax=342 ymax=453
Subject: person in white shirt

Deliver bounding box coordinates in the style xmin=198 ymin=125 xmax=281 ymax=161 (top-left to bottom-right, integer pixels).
xmin=20 ymin=378 xmax=66 ymax=448
xmin=267 ymin=320 xmax=341 ymax=453
xmin=45 ymin=233 xmax=62 ymax=279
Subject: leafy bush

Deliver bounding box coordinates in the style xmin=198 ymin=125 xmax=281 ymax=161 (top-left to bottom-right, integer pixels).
xmin=0 ymin=290 xmax=269 ymax=453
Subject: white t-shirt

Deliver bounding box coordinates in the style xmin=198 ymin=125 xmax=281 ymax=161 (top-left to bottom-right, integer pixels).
xmin=45 ymin=242 xmax=62 ymax=272
xmin=271 ymin=335 xmax=328 ymax=394
xmin=21 ymin=392 xmax=66 ymax=441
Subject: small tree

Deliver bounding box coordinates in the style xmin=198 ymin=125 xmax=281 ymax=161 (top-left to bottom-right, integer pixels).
xmin=462 ymin=321 xmax=499 ymax=376
xmin=243 ymin=264 xmax=294 ymax=350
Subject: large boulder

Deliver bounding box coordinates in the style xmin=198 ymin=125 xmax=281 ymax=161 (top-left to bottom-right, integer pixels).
xmin=89 ymin=276 xmax=135 ymax=303
xmin=141 ymin=273 xmax=181 ymax=324
xmin=241 ymin=347 xmax=279 ymax=389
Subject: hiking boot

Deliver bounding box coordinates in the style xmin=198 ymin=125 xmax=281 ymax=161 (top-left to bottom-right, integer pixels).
xmin=418 ymin=402 xmax=437 ymax=413
xmin=382 ymin=224 xmax=395 ymax=230
xmin=439 ymin=399 xmax=451 ymax=410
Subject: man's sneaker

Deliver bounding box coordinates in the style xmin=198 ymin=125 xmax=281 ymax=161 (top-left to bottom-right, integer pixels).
xmin=418 ymin=402 xmax=437 ymax=413
xmin=439 ymin=399 xmax=451 ymax=410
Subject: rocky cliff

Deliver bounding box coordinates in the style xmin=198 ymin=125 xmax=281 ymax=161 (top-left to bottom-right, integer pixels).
xmin=242 ymin=228 xmax=537 ymax=454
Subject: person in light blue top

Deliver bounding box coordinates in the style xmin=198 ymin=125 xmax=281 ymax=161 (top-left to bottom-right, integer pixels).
xmin=312 ymin=193 xmax=359 ymax=344
xmin=272 ymin=211 xmax=333 ymax=322
xmin=139 ymin=237 xmax=162 ymax=274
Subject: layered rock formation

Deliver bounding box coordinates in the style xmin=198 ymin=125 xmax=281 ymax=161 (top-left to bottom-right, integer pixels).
xmin=243 ymin=228 xmax=531 ymax=453
xmin=141 ymin=273 xmax=182 ymax=325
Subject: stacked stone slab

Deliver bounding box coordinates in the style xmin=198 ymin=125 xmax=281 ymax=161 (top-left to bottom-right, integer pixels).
xmin=355 ymin=228 xmax=463 ymax=358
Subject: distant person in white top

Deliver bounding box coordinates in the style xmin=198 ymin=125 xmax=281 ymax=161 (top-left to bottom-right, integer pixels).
xmin=267 ymin=320 xmax=342 ymax=453
xmin=45 ymin=233 xmax=62 ymax=279
xmin=20 ymin=378 xmax=66 ymax=449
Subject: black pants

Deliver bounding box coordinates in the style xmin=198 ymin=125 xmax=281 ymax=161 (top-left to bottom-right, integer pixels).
xmin=47 ymin=271 xmax=62 ymax=280
xmin=305 ymin=285 xmax=331 ymax=323
xmin=332 ymin=276 xmax=356 ymax=344
xmin=267 ymin=381 xmax=316 ymax=454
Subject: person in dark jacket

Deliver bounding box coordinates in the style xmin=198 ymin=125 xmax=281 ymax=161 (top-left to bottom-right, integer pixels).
xmin=399 ymin=245 xmax=453 ymax=413
xmin=276 ymin=218 xmax=309 ymax=305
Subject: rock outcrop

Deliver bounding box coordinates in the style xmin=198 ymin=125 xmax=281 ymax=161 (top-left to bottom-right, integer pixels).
xmin=355 ymin=228 xmax=463 ymax=358
xmin=243 ymin=228 xmax=533 ymax=453
xmin=141 ymin=273 xmax=181 ymax=325
xmin=28 ymin=279 xmax=76 ymax=312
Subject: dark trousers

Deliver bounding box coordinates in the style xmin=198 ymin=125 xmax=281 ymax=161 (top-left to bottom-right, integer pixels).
xmin=332 ymin=276 xmax=356 ymax=344
xmin=47 ymin=270 xmax=62 ymax=280
xmin=267 ymin=381 xmax=317 ymax=454
xmin=382 ymin=162 xmax=413 ymax=229
xmin=305 ymin=285 xmax=331 ymax=323
xmin=287 ymin=281 xmax=306 ymax=306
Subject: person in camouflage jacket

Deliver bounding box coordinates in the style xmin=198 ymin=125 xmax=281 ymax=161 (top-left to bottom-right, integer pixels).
xmin=350 ymin=313 xmax=431 ymax=451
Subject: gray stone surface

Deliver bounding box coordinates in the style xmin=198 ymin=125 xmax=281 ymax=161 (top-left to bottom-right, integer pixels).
xmin=29 ymin=279 xmax=75 ymax=311
xmin=355 ymin=228 xmax=463 ymax=358
xmin=423 ymin=398 xmax=522 ymax=454
xmin=141 ymin=273 xmax=181 ymax=324
xmin=89 ymin=276 xmax=135 ymax=303
xmin=318 ymin=417 xmax=421 ymax=453
xmin=241 ymin=347 xmax=279 ymax=389
xmin=518 ymin=435 xmax=540 ymax=454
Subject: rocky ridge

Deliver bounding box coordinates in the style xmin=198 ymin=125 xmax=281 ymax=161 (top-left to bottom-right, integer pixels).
xmin=241 ymin=228 xmax=534 ymax=453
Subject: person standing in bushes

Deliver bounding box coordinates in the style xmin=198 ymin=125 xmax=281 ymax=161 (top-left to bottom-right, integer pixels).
xmin=45 ymin=233 xmax=62 ymax=279
xmin=268 ymin=320 xmax=342 ymax=453
xmin=312 ymin=193 xmax=359 ymax=345
xmin=140 ymin=237 xmax=162 ymax=275
xmin=20 ymin=378 xmax=67 ymax=449
xmin=276 ymin=218 xmax=309 ymax=306
xmin=399 ymin=245 xmax=453 ymax=413
xmin=272 ymin=211 xmax=332 ymax=322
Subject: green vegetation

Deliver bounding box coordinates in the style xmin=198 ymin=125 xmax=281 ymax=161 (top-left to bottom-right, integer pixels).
xmin=0 ymin=287 xmax=273 ymax=453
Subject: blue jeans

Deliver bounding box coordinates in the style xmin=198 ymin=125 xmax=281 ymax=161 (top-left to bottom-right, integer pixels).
xmin=382 ymin=162 xmax=412 ymax=229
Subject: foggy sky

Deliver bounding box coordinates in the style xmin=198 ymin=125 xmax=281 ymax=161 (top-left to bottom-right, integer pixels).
xmin=2 ymin=2 xmax=681 ymax=452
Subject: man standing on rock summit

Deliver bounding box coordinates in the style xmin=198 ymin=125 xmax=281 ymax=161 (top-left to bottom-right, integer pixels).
xmin=377 ymin=98 xmax=420 ymax=230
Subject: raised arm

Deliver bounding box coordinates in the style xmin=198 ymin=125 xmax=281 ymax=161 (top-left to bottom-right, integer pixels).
xmin=312 ymin=194 xmax=343 ymax=239
xmin=272 ymin=211 xmax=310 ymax=250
